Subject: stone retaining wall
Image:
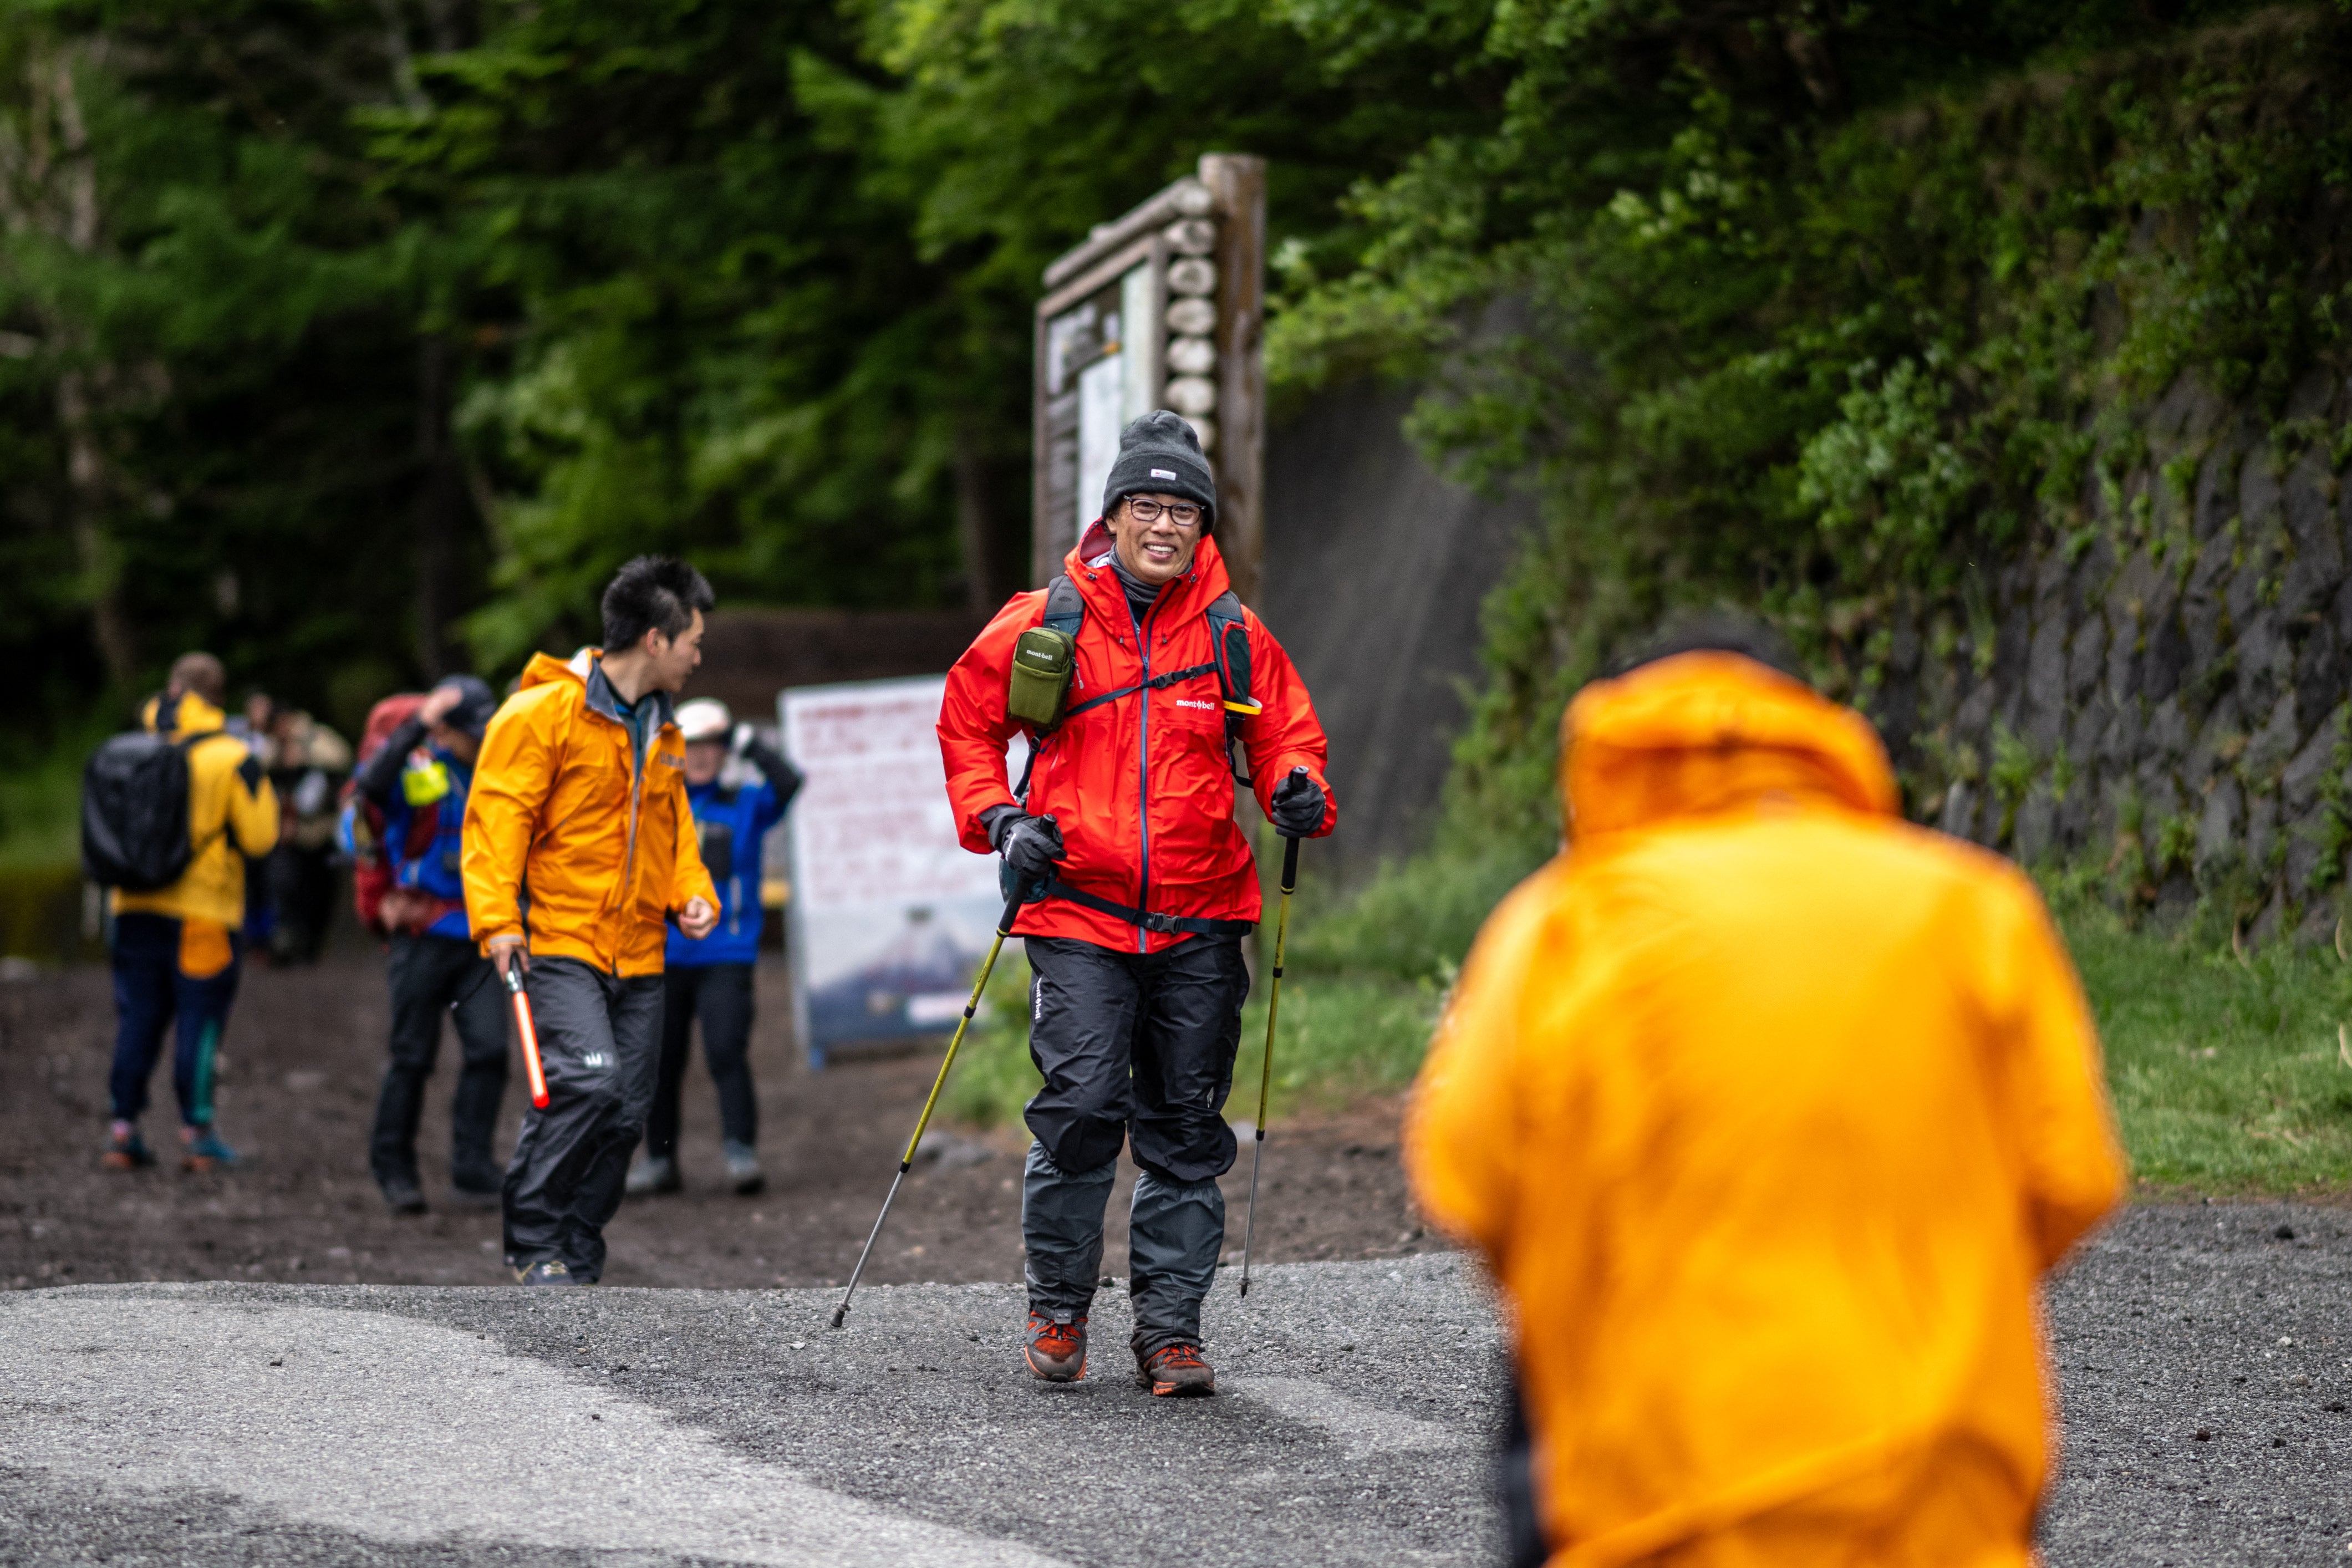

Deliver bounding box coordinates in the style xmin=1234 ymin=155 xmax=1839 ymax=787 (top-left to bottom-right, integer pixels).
xmin=1882 ymin=372 xmax=2352 ymax=943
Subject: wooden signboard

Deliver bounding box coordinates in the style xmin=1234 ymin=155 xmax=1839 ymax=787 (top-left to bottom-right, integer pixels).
xmin=1031 ymin=153 xmax=1266 ymax=603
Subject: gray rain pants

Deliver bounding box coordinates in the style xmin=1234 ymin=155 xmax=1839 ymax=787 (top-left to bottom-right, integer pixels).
xmin=500 ymin=956 xmax=663 ymax=1282
xmin=1020 ymin=933 xmax=1249 ymax=1357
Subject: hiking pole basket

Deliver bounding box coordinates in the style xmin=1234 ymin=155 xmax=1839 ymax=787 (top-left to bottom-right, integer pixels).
xmin=831 ymin=883 xmax=1026 ymax=1330
xmin=1238 ymin=827 xmax=1301 ymax=1297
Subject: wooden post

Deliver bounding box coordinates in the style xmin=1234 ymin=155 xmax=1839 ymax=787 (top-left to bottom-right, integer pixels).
xmin=1199 ymin=153 xmax=1266 ymax=608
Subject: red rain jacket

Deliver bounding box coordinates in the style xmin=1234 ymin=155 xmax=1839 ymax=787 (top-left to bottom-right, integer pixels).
xmin=939 ymin=523 xmax=1337 ymax=953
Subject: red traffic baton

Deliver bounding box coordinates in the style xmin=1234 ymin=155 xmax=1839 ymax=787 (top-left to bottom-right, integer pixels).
xmin=504 ymin=962 xmax=551 ymax=1109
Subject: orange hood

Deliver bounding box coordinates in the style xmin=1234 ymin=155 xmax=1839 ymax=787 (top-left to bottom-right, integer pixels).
xmin=1560 ymin=651 xmax=1899 ymax=843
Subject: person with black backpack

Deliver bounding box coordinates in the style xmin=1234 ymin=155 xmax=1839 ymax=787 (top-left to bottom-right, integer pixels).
xmin=84 ymin=652 xmax=281 ymax=1173
xmin=938 ymin=411 xmax=1337 ymax=1397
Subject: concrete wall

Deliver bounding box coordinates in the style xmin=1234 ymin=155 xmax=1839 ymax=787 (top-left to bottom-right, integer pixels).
xmin=1260 ymin=381 xmax=1531 ymax=873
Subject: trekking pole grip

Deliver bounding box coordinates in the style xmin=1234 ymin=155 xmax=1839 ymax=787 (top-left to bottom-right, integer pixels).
xmin=1279 ymin=831 xmax=1300 ymax=894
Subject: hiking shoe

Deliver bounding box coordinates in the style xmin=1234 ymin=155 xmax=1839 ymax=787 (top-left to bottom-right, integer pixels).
xmin=512 ymin=1259 xmax=576 ymax=1287
xmin=724 ymin=1139 xmax=765 ymax=1196
xmin=103 ymin=1128 xmax=156 ymax=1170
xmin=1024 ymin=1311 xmax=1087 ymax=1382
xmin=379 ymin=1176 xmax=427 ymax=1215
xmin=625 ymin=1154 xmax=680 ymax=1197
xmin=1136 ymin=1342 xmax=1215 ymax=1397
xmin=180 ymin=1127 xmax=240 ymax=1173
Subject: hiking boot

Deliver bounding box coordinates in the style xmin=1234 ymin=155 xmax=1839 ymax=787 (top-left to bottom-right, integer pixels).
xmin=103 ymin=1127 xmax=156 ymax=1170
xmin=1024 ymin=1311 xmax=1087 ymax=1382
xmin=625 ymin=1154 xmax=680 ymax=1197
xmin=448 ymin=1181 xmax=501 ymax=1211
xmin=724 ymin=1139 xmax=765 ymax=1196
xmin=379 ymin=1176 xmax=427 ymax=1215
xmin=512 ymin=1259 xmax=576 ymax=1286
xmin=1136 ymin=1342 xmax=1215 ymax=1397
xmin=180 ymin=1126 xmax=240 ymax=1173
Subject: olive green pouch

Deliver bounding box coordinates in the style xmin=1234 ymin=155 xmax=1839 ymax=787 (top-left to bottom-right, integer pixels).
xmin=1007 ymin=625 xmax=1076 ymax=730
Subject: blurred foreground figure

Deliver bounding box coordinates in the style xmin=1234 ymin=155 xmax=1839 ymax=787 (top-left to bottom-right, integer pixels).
xmin=1406 ymin=636 xmax=2124 ymax=1568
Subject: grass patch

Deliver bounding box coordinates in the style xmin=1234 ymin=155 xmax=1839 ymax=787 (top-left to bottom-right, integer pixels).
xmin=0 ymin=724 xmax=99 ymax=872
xmin=935 ymin=849 xmax=2352 ymax=1195
xmin=2065 ymin=902 xmax=2352 ymax=1191
xmin=939 ymin=950 xmax=1449 ymax=1131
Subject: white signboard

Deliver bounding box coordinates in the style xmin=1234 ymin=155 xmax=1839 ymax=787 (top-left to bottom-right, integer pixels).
xmin=779 ymin=676 xmax=1022 ymax=1066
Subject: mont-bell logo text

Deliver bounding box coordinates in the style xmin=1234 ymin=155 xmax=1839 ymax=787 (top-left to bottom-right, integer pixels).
xmin=1149 ymin=467 xmax=1178 ymax=480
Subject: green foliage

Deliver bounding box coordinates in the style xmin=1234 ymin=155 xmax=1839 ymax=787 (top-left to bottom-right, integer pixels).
xmin=1272 ymin=4 xmax=2332 ymax=829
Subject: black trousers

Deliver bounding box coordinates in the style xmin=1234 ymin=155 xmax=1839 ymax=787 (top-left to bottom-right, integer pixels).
xmin=1022 ymin=934 xmax=1249 ymax=1183
xmin=1021 ymin=934 xmax=1250 ymax=1355
xmin=646 ymin=963 xmax=757 ymax=1159
xmin=369 ymin=931 xmax=509 ymax=1191
xmin=501 ymin=956 xmax=663 ymax=1282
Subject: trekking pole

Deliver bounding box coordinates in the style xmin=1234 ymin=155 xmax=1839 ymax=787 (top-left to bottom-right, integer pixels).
xmin=503 ymin=962 xmax=551 ymax=1110
xmin=1239 ymin=823 xmax=1302 ymax=1298
xmin=832 ymin=881 xmax=1028 ymax=1330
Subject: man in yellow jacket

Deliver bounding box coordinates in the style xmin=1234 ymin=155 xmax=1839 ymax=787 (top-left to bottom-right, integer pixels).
xmin=1406 ymin=625 xmax=2124 ymax=1568
xmin=464 ymin=557 xmax=721 ymax=1285
xmin=107 ymin=653 xmax=281 ymax=1173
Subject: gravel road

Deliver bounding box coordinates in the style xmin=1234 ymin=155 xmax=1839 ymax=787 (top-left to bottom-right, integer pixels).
xmin=1 ymin=1204 xmax=2346 ymax=1566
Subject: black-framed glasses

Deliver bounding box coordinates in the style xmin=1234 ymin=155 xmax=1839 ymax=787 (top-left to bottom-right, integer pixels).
xmin=1127 ymin=497 xmax=1203 ymax=528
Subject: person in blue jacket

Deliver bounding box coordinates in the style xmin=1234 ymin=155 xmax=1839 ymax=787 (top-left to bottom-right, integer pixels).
xmin=354 ymin=675 xmax=507 ymax=1214
xmin=628 ymin=699 xmax=802 ymax=1197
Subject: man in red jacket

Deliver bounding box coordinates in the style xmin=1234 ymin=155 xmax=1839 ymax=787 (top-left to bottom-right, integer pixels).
xmin=939 ymin=410 xmax=1337 ymax=1397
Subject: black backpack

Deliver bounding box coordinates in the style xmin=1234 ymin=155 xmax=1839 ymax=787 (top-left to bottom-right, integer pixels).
xmin=81 ymin=725 xmax=238 ymax=892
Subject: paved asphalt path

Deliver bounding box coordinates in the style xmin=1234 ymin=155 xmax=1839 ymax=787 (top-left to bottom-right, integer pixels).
xmin=0 ymin=1205 xmax=2345 ymax=1566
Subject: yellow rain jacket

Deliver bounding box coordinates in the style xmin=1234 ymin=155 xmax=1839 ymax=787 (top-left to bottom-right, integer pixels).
xmin=1406 ymin=652 xmax=2123 ymax=1568
xmin=113 ymin=693 xmax=281 ymax=962
xmin=462 ymin=650 xmax=717 ymax=977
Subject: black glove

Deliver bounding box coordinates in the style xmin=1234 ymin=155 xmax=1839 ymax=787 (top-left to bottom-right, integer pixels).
xmin=992 ymin=811 xmax=1065 ymax=885
xmin=1270 ymin=767 xmax=1325 ymax=838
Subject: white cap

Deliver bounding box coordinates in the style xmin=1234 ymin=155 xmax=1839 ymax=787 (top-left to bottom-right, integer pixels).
xmin=676 ymin=698 xmax=732 ymax=744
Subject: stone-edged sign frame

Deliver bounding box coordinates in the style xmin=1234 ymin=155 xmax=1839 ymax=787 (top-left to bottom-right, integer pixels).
xmin=1030 ymin=153 xmax=1266 ymax=603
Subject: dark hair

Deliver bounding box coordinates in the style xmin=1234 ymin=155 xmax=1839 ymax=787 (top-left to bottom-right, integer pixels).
xmin=1613 ymin=610 xmax=1808 ymax=686
xmin=602 ymin=556 xmax=714 ymax=653
xmin=166 ymin=651 xmax=226 ymax=705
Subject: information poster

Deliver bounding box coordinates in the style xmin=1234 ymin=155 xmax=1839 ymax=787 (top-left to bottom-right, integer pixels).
xmin=779 ymin=677 xmax=1024 ymax=1067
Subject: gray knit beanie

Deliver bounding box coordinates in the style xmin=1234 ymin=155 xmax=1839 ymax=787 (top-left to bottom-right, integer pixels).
xmin=1102 ymin=410 xmax=1216 ymax=530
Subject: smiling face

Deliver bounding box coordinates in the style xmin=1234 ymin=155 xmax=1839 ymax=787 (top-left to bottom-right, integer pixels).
xmin=1105 ymin=492 xmax=1203 ymax=587
xmin=684 ymin=739 xmax=725 ymax=786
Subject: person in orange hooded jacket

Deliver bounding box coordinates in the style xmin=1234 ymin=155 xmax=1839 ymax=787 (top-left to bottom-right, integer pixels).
xmin=939 ymin=411 xmax=1336 ymax=1395
xmin=463 ymin=556 xmax=721 ymax=1285
xmin=1406 ymin=622 xmax=2124 ymax=1568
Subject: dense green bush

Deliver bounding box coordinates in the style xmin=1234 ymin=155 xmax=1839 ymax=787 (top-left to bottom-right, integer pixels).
xmin=1275 ymin=5 xmax=2344 ymax=835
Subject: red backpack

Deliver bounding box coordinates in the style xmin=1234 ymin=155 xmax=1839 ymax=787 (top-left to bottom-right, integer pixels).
xmin=343 ymin=693 xmax=428 ymax=935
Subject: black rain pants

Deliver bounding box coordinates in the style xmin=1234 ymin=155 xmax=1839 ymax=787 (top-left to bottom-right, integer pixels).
xmin=369 ymin=931 xmax=510 ymax=1194
xmin=500 ymin=956 xmax=663 ymax=1282
xmin=1020 ymin=933 xmax=1250 ymax=1357
xmin=645 ymin=963 xmax=757 ymax=1159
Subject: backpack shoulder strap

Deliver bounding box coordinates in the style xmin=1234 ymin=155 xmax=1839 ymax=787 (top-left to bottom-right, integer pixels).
xmin=1042 ymin=573 xmax=1085 ymax=638
xmin=1014 ymin=577 xmax=1086 ymax=805
xmin=1203 ymin=591 xmax=1259 ymax=786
